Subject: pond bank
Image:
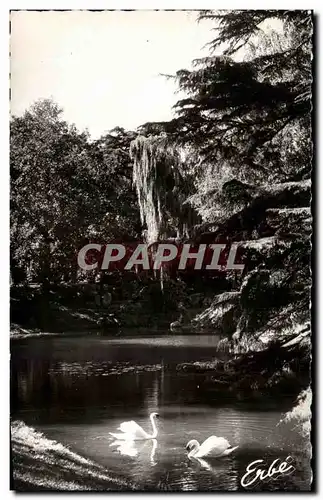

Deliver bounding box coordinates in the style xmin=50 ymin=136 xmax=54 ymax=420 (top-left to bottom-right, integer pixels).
xmin=176 ymin=337 xmax=310 ymax=402
xmin=11 ymin=421 xmax=140 ymax=491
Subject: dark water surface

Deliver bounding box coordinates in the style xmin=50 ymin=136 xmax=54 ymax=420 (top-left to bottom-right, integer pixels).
xmin=11 ymin=334 xmax=311 ymax=491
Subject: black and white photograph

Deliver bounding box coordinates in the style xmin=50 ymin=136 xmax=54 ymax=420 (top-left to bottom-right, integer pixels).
xmin=10 ymin=8 xmax=313 ymax=492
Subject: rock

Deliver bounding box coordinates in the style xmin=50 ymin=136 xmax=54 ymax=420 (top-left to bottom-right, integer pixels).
xmin=170 ymin=314 xmax=184 ymax=332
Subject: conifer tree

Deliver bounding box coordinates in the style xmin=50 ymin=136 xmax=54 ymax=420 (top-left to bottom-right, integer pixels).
xmin=170 ymin=10 xmax=312 ymax=181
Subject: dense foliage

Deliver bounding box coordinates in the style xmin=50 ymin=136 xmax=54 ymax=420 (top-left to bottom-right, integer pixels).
xmin=11 ymin=101 xmax=141 ymax=288
xmin=11 ymin=10 xmax=312 ymax=399
xmin=130 ymin=10 xmax=312 ymax=355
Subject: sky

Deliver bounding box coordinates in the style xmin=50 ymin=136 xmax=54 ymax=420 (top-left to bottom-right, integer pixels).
xmin=10 ymin=10 xmax=215 ymax=138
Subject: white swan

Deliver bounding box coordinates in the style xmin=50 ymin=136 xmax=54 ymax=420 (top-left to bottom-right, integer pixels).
xmin=186 ymin=436 xmax=238 ymax=458
xmin=109 ymin=412 xmax=159 ymax=441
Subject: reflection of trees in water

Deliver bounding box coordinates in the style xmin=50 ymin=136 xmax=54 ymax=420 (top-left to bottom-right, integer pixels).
xmin=12 ymin=355 xmax=162 ymax=423
xmin=145 ymin=372 xmax=159 ymax=413
xmin=11 ymin=338 xmax=227 ymax=419
xmin=14 ymin=358 xmax=53 ymax=405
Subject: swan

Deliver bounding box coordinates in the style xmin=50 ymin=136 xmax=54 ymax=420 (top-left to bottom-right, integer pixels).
xmin=109 ymin=412 xmax=159 ymax=441
xmin=186 ymin=436 xmax=238 ymax=458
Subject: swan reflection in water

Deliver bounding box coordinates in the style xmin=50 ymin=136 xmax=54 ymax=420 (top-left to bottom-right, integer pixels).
xmin=188 ymin=456 xmax=231 ymax=472
xmin=187 ymin=455 xmax=239 ymax=491
xmin=110 ymin=438 xmax=158 ymax=465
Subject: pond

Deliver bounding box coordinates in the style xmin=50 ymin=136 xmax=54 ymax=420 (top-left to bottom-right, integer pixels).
xmin=11 ymin=334 xmax=311 ymax=491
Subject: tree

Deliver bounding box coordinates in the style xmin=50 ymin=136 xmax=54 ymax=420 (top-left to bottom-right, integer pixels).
xmin=175 ymin=11 xmax=312 ymax=351
xmin=169 ymin=10 xmax=312 ymax=181
xmin=129 ymin=11 xmax=312 ymax=350
xmin=130 ymin=135 xmax=199 ymax=243
xmin=93 ymin=127 xmax=141 ymax=243
xmin=11 ymin=100 xmax=142 ymax=290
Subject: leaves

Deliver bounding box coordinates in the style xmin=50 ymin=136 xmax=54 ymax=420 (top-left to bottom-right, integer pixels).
xmin=11 ymin=99 xmax=141 ymax=285
xmin=171 ymin=10 xmax=312 ymax=182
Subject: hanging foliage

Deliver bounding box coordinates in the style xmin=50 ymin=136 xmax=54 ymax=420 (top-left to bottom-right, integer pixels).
xmin=130 ymin=135 xmax=198 ymax=244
